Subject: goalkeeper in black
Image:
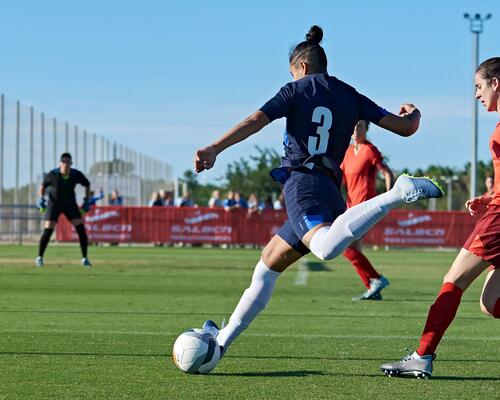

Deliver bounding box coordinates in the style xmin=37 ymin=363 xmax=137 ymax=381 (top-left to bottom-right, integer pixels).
xmin=36 ymin=152 xmax=92 ymax=267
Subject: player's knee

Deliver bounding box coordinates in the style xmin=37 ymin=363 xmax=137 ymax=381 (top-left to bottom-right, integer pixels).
xmin=311 ymin=248 xmax=335 ymax=261
xmin=480 ymin=295 xmax=500 ymax=318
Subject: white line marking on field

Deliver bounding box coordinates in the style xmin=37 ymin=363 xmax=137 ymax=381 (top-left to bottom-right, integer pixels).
xmin=2 ymin=329 xmax=499 ymax=341
xmin=294 ymin=260 xmax=308 ymax=285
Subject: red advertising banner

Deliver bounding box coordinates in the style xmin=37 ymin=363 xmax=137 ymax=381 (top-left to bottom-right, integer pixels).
xmin=56 ymin=207 xmax=477 ymax=248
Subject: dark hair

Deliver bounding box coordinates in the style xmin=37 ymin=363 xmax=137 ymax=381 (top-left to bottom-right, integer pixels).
xmin=60 ymin=152 xmax=72 ymax=160
xmin=359 ymin=120 xmax=370 ymax=129
xmin=289 ymin=25 xmax=327 ymax=74
xmin=476 ymin=57 xmax=500 ymax=84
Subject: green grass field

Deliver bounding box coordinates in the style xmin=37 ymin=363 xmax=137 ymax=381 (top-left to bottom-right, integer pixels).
xmin=0 ymin=244 xmax=498 ymax=399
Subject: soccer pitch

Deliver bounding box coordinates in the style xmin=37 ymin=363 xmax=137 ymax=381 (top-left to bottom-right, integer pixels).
xmin=0 ymin=245 xmax=498 ymax=399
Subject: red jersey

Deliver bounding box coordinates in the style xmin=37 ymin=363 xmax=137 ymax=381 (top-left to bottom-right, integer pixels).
xmin=341 ymin=140 xmax=387 ymax=207
xmin=490 ymin=122 xmax=500 ymax=207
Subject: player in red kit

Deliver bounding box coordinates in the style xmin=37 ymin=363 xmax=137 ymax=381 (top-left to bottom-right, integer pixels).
xmin=381 ymin=57 xmax=500 ymax=379
xmin=341 ymin=120 xmax=394 ymax=300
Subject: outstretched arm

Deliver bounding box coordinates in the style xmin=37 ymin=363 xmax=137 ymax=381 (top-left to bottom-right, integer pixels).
xmin=380 ymin=166 xmax=394 ymax=191
xmin=377 ymin=103 xmax=421 ymax=137
xmin=194 ymin=111 xmax=270 ymax=173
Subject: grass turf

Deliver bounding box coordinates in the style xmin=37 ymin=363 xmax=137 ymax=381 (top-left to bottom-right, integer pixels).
xmin=0 ymin=244 xmax=498 ymax=399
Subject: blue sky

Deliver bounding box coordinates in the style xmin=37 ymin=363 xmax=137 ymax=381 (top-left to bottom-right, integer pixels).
xmin=0 ymin=0 xmax=499 ymax=184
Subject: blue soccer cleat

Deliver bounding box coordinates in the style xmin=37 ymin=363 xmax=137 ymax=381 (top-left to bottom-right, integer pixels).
xmin=352 ymin=275 xmax=389 ymax=301
xmin=202 ymin=319 xmax=227 ymax=358
xmin=81 ymin=257 xmax=92 ymax=267
xmin=35 ymin=256 xmax=44 ymax=268
xmin=394 ymin=174 xmax=444 ymax=203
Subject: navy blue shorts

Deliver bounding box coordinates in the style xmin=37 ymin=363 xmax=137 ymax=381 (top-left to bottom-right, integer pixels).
xmin=276 ymin=220 xmax=311 ymax=256
xmin=281 ymin=167 xmax=346 ymax=244
xmin=45 ymin=201 xmax=82 ymax=222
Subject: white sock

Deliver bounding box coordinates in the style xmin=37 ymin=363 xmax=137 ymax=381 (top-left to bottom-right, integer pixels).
xmin=310 ymin=188 xmax=402 ymax=260
xmin=217 ymin=259 xmax=280 ymax=348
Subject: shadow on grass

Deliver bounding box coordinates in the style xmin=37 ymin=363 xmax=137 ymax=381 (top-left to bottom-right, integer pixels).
xmin=0 ymin=309 xmax=489 ymax=320
xmin=333 ymin=373 xmax=500 ymax=381
xmin=1 ymin=352 xmax=498 ymax=366
xmin=211 ymin=370 xmax=330 ymax=377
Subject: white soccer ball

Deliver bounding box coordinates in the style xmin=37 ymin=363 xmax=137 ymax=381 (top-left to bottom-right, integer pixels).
xmin=172 ymin=328 xmax=221 ymax=374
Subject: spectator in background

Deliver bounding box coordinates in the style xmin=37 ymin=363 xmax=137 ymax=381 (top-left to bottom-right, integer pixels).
xmin=149 ymin=191 xmax=164 ymax=207
xmin=484 ymin=175 xmax=494 ymax=196
xmin=162 ymin=190 xmax=174 ymax=206
xmin=262 ymin=195 xmax=274 ymax=210
xmin=208 ymin=190 xmax=223 ymax=208
xmin=247 ymin=193 xmax=260 ymax=216
xmin=178 ymin=192 xmax=194 ymax=207
xmin=109 ymin=189 xmax=123 ymax=206
xmin=234 ymin=191 xmax=248 ymax=209
xmin=224 ymin=191 xmax=237 ymax=211
xmin=273 ymin=193 xmax=285 ymax=210
xmin=89 ymin=188 xmax=105 ymax=207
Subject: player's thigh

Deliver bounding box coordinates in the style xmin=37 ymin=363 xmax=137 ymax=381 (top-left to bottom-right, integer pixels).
xmin=62 ymin=203 xmax=83 ymax=226
xmin=44 ymin=203 xmax=61 ymax=228
xmin=262 ymin=234 xmax=304 ymax=273
xmin=443 ymin=248 xmax=490 ymax=290
xmin=480 ymin=267 xmax=500 ymax=316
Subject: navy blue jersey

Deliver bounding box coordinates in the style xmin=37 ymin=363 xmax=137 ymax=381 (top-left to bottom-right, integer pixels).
xmin=260 ymin=73 xmax=388 ymax=184
xmin=42 ymin=168 xmax=90 ymax=204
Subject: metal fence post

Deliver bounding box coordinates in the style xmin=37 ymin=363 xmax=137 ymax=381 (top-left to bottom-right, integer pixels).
xmin=65 ymin=121 xmax=69 ymax=152
xmin=0 ymin=94 xmax=4 ymax=205
xmin=53 ymin=118 xmax=57 ymax=167
xmin=74 ymin=126 xmax=78 ymax=166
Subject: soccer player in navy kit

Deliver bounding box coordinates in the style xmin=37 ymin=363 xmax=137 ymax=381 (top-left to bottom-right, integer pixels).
xmin=36 ymin=153 xmax=92 ymax=267
xmin=195 ymin=26 xmax=444 ymax=358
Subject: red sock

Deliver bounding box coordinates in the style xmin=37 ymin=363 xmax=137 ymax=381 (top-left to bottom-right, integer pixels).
xmin=417 ymin=282 xmax=463 ymax=356
xmin=493 ymin=298 xmax=500 ymax=318
xmin=343 ymin=246 xmax=381 ymax=289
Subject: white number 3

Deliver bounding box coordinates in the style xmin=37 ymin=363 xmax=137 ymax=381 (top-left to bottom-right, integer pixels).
xmin=308 ymin=106 xmax=332 ymax=155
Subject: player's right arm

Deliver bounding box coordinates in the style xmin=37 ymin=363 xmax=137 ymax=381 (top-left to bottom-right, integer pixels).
xmin=194 ymin=111 xmax=270 ymax=173
xmin=377 ymin=103 xmax=421 ymax=137
xmin=37 ymin=175 xmax=50 ymax=210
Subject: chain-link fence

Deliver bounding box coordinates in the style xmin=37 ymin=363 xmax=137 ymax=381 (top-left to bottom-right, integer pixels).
xmin=0 ymin=93 xmax=174 ymax=242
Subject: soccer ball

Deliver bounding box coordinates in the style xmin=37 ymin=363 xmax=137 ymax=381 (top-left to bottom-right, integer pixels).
xmin=172 ymin=329 xmax=221 ymax=374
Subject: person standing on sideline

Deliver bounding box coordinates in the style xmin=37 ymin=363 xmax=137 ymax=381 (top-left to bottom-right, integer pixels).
xmin=484 ymin=175 xmax=494 ymax=196
xmin=36 ymin=153 xmax=92 ymax=267
xmin=381 ymin=57 xmax=500 ymax=379
xmin=195 ymin=25 xmax=443 ymax=362
xmin=341 ymin=120 xmax=394 ymax=300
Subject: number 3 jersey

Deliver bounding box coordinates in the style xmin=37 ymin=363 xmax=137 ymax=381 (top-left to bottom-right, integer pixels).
xmin=259 ymin=73 xmax=389 ymax=185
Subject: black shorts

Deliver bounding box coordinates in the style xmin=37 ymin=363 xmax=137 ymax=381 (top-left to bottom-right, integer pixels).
xmin=45 ymin=201 xmax=82 ymax=222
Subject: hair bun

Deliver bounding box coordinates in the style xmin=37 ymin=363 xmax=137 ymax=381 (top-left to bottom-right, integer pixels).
xmin=305 ymin=25 xmax=323 ymax=44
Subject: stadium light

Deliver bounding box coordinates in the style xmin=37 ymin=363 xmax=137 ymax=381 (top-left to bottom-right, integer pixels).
xmin=463 ymin=12 xmax=492 ymax=199
xmin=440 ymin=175 xmax=459 ymax=211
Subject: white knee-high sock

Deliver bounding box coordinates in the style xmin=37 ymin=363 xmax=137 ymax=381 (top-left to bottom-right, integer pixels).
xmin=217 ymin=259 xmax=280 ymax=348
xmin=310 ymin=188 xmax=403 ymax=260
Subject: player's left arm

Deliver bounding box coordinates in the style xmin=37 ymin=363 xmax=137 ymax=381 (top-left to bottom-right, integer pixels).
xmin=357 ymin=93 xmax=421 ymax=137
xmin=379 ymin=166 xmax=394 ymax=191
xmin=79 ymin=172 xmax=92 ymax=211
xmin=376 ymin=104 xmax=421 ymax=137
xmin=195 ymin=111 xmax=270 ymax=173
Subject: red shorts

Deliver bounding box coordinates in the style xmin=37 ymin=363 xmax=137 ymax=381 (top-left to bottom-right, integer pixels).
xmin=463 ymin=204 xmax=500 ymax=268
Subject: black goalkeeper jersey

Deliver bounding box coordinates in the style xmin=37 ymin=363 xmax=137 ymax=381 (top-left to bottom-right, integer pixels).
xmin=42 ymin=168 xmax=90 ymax=204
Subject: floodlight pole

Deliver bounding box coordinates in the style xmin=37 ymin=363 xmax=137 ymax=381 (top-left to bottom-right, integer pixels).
xmin=463 ymin=13 xmax=491 ymax=198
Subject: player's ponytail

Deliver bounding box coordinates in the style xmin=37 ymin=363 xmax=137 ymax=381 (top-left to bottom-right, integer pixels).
xmin=476 ymin=57 xmax=500 ymax=84
xmin=305 ymin=25 xmax=323 ymax=45
xmin=289 ymin=25 xmax=327 ymax=74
